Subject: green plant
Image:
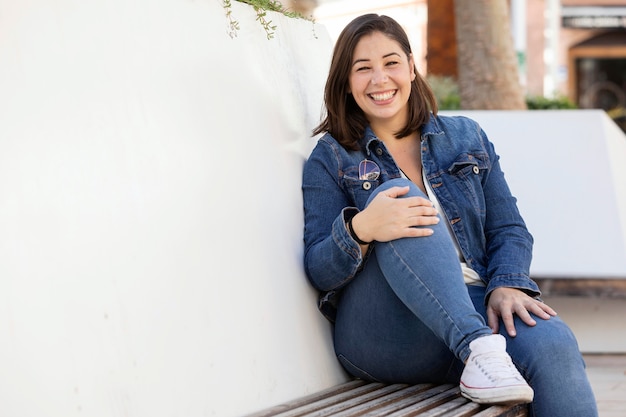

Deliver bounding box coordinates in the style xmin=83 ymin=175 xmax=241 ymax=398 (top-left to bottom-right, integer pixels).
xmin=607 ymin=107 xmax=626 ymax=133
xmin=427 ymin=75 xmax=461 ymax=110
xmin=428 ymin=75 xmax=581 ymax=111
xmin=224 ymin=0 xmax=241 ymax=38
xmin=525 ymin=95 xmax=577 ymax=110
xmin=223 ymin=0 xmax=312 ymax=40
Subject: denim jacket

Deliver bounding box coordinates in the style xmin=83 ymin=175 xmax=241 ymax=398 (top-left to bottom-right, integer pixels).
xmin=302 ymin=114 xmax=540 ymax=320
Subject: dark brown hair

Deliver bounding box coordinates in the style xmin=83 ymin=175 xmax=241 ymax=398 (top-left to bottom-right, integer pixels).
xmin=313 ymin=14 xmax=438 ymax=150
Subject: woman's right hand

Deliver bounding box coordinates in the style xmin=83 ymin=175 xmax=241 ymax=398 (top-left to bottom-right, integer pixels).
xmin=350 ymin=186 xmax=440 ymax=243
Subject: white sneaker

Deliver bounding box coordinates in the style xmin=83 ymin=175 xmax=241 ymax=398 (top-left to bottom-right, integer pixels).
xmin=460 ymin=334 xmax=534 ymax=404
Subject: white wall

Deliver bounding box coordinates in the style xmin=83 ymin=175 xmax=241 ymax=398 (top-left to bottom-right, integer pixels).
xmin=0 ymin=1 xmax=345 ymax=416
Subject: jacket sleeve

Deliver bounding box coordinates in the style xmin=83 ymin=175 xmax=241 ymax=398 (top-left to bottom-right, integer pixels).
xmin=302 ymin=142 xmax=364 ymax=292
xmin=478 ymin=127 xmax=541 ymax=299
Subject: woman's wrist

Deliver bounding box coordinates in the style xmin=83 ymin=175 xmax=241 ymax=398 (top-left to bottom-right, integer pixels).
xmin=347 ymin=215 xmax=372 ymax=245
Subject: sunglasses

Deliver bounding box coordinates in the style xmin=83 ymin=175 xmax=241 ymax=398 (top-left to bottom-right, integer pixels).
xmin=358 ymin=159 xmax=380 ymax=181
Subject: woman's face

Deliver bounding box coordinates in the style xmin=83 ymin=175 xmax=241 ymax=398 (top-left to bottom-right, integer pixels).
xmin=348 ymin=31 xmax=416 ymax=127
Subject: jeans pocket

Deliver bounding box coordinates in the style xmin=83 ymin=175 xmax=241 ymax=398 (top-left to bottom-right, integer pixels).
xmin=337 ymin=354 xmax=381 ymax=382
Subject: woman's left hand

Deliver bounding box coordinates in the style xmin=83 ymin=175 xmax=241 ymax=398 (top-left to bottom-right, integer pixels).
xmin=486 ymin=287 xmax=557 ymax=337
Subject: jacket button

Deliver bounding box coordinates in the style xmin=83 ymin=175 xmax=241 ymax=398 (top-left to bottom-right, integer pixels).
xmin=472 ymin=166 xmax=479 ymax=174
xmin=376 ymin=148 xmax=383 ymax=156
xmin=363 ymin=182 xmax=372 ymax=190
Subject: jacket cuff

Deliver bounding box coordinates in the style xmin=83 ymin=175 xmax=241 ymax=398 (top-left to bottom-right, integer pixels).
xmin=485 ymin=274 xmax=541 ymax=304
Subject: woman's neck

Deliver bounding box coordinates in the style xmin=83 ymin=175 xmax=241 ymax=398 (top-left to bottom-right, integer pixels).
xmin=380 ymin=130 xmax=425 ymax=193
xmin=369 ymin=112 xmax=409 ymax=143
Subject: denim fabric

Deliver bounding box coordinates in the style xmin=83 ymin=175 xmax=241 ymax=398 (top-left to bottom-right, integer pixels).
xmin=334 ymin=254 xmax=597 ymax=416
xmin=302 ymin=114 xmax=540 ymax=316
xmin=334 ymin=179 xmax=493 ymax=365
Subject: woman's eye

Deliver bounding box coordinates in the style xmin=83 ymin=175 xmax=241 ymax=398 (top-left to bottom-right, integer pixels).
xmin=386 ymin=61 xmax=399 ymax=66
xmin=356 ymin=66 xmax=370 ymax=72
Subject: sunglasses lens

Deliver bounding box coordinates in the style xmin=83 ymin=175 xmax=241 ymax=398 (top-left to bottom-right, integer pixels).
xmin=359 ymin=160 xmax=380 ymax=180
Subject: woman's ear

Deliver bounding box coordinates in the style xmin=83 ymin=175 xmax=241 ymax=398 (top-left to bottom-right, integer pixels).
xmin=409 ymin=54 xmax=417 ymax=81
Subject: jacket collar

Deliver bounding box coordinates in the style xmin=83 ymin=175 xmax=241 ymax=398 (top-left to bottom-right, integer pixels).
xmin=421 ymin=113 xmax=446 ymax=139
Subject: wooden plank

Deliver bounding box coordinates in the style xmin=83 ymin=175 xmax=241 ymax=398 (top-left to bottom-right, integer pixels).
xmin=415 ymin=397 xmax=471 ymax=416
xmin=304 ymin=384 xmax=407 ymax=417
xmin=361 ymin=385 xmax=456 ymax=416
xmin=284 ymin=384 xmax=410 ymax=417
xmin=436 ymin=401 xmax=483 ymax=417
xmin=384 ymin=387 xmax=463 ymax=417
xmin=329 ymin=384 xmax=435 ymax=417
xmin=472 ymin=403 xmax=529 ymax=417
xmin=244 ymin=380 xmax=371 ymax=417
xmin=248 ymin=381 xmax=528 ymax=417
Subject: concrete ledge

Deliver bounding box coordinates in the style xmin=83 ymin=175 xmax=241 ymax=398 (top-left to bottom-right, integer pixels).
xmin=536 ymin=278 xmax=626 ymax=298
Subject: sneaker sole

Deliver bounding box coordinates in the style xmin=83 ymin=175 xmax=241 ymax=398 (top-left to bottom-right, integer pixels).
xmin=460 ymin=384 xmax=534 ymax=405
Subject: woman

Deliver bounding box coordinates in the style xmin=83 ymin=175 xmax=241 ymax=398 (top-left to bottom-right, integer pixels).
xmin=302 ymin=14 xmax=597 ymax=417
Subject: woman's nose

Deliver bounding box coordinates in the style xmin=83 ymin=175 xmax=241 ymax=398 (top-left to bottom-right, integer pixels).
xmin=371 ymin=68 xmax=388 ymax=85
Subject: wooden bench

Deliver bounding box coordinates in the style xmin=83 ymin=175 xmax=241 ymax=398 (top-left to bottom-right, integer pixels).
xmin=247 ymin=380 xmax=529 ymax=417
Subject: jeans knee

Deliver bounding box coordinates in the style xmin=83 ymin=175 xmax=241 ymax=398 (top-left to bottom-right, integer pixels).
xmin=511 ymin=317 xmax=584 ymax=375
xmin=366 ymin=178 xmax=426 ymax=206
xmin=538 ymin=319 xmax=579 ymax=355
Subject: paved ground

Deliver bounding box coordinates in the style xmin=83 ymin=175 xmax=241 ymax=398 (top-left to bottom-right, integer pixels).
xmin=584 ymin=355 xmax=626 ymax=417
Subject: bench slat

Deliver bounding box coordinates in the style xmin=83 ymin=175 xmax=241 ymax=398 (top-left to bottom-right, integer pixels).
xmin=245 ymin=380 xmax=374 ymax=417
xmin=329 ymin=384 xmax=435 ymax=417
xmin=307 ymin=384 xmax=413 ymax=416
xmin=246 ymin=381 xmax=528 ymax=417
xmin=436 ymin=400 xmax=483 ymax=417
xmin=472 ymin=404 xmax=529 ymax=417
xmin=361 ymin=384 xmax=455 ymax=416
xmin=415 ymin=397 xmax=472 ymax=416
xmin=384 ymin=387 xmax=464 ymax=417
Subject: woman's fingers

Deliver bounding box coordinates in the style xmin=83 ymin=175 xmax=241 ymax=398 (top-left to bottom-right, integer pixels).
xmin=487 ymin=287 xmax=557 ymax=337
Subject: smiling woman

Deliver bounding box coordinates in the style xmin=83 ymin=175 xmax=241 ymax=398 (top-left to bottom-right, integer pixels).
xmin=348 ymin=33 xmax=416 ymax=133
xmin=302 ymin=13 xmax=599 ymax=417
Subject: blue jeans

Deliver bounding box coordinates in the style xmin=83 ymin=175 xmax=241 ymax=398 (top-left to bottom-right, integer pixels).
xmin=334 ymin=179 xmax=598 ymax=417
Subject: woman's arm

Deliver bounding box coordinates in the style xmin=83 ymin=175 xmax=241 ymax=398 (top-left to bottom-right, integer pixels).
xmin=302 ymin=143 xmax=364 ymax=292
xmin=479 ymin=129 xmax=557 ymax=335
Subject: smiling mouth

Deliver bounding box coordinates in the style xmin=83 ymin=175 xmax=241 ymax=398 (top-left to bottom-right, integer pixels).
xmin=369 ymin=90 xmax=396 ymax=101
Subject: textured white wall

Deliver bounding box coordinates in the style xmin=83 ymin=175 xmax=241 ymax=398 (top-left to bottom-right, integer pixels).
xmin=0 ymin=1 xmax=344 ymax=416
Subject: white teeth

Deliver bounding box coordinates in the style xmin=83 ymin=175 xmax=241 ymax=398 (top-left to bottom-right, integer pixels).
xmin=370 ymin=91 xmax=395 ymax=101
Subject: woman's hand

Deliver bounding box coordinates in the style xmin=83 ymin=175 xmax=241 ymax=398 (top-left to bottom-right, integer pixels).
xmin=350 ymin=186 xmax=439 ymax=243
xmin=487 ymin=287 xmax=557 ymax=337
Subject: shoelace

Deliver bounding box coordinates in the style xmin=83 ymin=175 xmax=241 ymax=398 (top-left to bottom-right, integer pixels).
xmin=472 ymin=353 xmax=525 ymax=384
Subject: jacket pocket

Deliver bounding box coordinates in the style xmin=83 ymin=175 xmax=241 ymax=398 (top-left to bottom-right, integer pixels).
xmin=447 ymin=152 xmax=488 ymax=177
xmin=342 ymin=175 xmax=379 ymax=209
xmin=447 ymin=152 xmax=489 ymax=213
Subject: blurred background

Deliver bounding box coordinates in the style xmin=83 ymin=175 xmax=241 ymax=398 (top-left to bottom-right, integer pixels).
xmin=280 ymin=0 xmax=626 ymax=131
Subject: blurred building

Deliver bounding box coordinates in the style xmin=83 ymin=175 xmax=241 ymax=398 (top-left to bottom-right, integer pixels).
xmin=314 ymin=0 xmax=429 ymax=73
xmin=557 ymin=0 xmax=626 ymax=114
xmin=313 ymin=0 xmax=626 ymax=114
